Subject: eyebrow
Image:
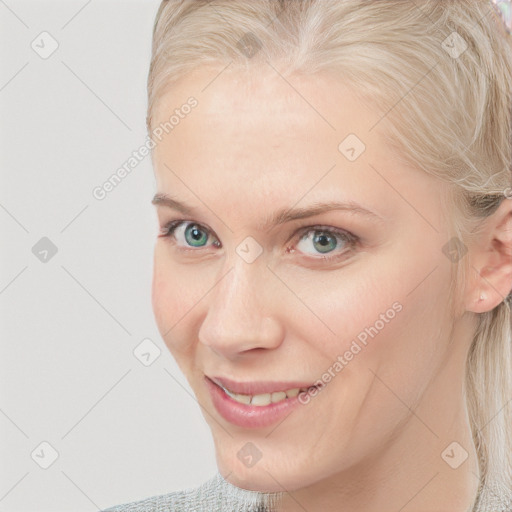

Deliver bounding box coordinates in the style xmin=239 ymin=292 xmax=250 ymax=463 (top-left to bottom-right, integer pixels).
xmin=151 ymin=193 xmax=384 ymax=228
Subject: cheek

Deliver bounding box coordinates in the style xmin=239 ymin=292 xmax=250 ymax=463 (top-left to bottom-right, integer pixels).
xmin=151 ymin=246 xmax=215 ymax=353
xmin=282 ymin=264 xmax=403 ymax=359
xmin=151 ymin=248 xmax=192 ymax=352
xmin=151 ymin=266 xmax=170 ymax=336
xmin=151 ymin=250 xmax=167 ymax=326
xmin=290 ymin=245 xmax=452 ymax=374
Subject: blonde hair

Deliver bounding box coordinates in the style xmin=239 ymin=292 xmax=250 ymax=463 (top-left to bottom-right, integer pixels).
xmin=147 ymin=0 xmax=512 ymax=504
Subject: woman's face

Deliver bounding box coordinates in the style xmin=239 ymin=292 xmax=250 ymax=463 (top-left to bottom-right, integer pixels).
xmin=150 ymin=67 xmax=468 ymax=493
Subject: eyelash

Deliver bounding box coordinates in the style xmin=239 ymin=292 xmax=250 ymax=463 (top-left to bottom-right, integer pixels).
xmin=158 ymin=219 xmax=359 ymax=264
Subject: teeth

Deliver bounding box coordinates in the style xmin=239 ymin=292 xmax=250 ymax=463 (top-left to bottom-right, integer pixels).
xmin=286 ymin=388 xmax=300 ymax=398
xmin=221 ymin=385 xmax=312 ymax=406
xmin=251 ymin=393 xmax=272 ymax=406
xmin=271 ymin=391 xmax=287 ymax=402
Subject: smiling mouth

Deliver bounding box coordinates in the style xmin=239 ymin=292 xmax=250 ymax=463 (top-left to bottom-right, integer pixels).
xmin=205 ymin=376 xmax=320 ymax=428
xmin=214 ymin=381 xmax=318 ymax=406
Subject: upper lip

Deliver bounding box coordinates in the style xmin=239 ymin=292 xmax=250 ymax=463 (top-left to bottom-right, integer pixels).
xmin=207 ymin=375 xmax=317 ymax=395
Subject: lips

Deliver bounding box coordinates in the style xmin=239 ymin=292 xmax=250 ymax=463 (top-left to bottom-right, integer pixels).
xmin=204 ymin=375 xmax=319 ymax=428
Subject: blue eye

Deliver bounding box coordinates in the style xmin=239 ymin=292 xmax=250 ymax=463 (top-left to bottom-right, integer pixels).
xmin=183 ymin=223 xmax=208 ymax=247
xmin=160 ymin=221 xmax=220 ymax=249
xmin=295 ymin=228 xmax=352 ymax=257
xmin=159 ymin=220 xmax=358 ymax=262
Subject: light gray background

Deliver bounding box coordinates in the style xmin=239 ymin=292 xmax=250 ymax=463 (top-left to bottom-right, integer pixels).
xmin=0 ymin=1 xmax=217 ymax=510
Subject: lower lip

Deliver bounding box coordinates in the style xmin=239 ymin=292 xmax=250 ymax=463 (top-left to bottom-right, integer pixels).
xmin=205 ymin=377 xmax=314 ymax=429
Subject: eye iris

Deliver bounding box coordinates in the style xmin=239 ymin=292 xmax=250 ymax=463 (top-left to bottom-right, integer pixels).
xmin=185 ymin=224 xmax=208 ymax=247
xmin=313 ymin=231 xmax=337 ymax=254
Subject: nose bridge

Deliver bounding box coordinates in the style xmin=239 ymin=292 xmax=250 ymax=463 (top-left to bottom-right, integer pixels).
xmin=199 ymin=255 xmax=283 ymax=355
xmin=210 ymin=257 xmax=267 ymax=330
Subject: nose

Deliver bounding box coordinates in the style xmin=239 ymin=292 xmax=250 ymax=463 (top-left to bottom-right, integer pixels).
xmin=198 ymin=258 xmax=284 ymax=359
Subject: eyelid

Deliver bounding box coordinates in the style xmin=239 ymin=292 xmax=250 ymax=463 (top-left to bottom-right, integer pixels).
xmin=159 ymin=219 xmax=211 ymax=236
xmin=294 ymin=224 xmax=357 ymax=243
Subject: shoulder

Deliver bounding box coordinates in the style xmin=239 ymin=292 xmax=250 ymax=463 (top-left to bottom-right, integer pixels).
xmin=100 ymin=472 xmax=280 ymax=512
xmin=100 ymin=487 xmax=197 ymax=512
xmin=100 ymin=473 xmax=220 ymax=512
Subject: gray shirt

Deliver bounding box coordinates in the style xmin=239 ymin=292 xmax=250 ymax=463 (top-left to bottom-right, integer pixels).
xmin=101 ymin=472 xmax=512 ymax=511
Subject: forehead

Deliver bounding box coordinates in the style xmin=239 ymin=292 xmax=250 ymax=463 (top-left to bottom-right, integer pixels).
xmin=153 ymin=66 xmax=376 ymax=172
xmin=150 ymin=66 xmax=442 ymax=223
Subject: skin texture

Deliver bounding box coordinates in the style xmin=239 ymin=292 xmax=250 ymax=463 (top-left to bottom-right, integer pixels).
xmin=150 ymin=65 xmax=512 ymax=512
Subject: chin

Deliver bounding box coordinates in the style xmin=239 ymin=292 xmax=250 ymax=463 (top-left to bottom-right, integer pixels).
xmin=216 ymin=445 xmax=317 ymax=494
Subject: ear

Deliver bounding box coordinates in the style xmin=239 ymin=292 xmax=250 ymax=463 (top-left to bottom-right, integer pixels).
xmin=466 ymin=197 xmax=512 ymax=313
